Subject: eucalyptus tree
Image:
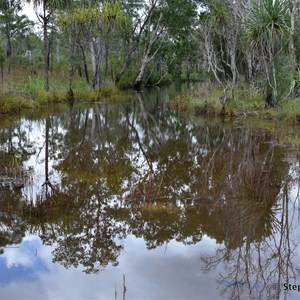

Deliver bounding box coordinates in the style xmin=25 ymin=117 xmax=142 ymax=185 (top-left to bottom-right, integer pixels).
xmin=114 ymin=0 xmax=159 ymax=86
xmin=59 ymin=6 xmax=93 ymax=92
xmin=199 ymin=0 xmax=244 ymax=99
xmin=59 ymin=2 xmax=128 ymax=90
xmin=160 ymin=0 xmax=198 ymax=82
xmin=27 ymin=0 xmax=72 ymax=91
xmin=132 ymin=0 xmax=200 ymax=90
xmin=0 ymin=0 xmax=32 ymax=71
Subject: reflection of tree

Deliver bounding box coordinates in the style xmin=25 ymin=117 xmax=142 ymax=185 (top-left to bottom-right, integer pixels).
xmin=201 ymin=174 xmax=300 ymax=300
xmin=0 ymin=190 xmax=26 ymax=254
xmin=27 ymin=91 xmax=294 ymax=274
xmin=0 ymin=87 xmax=298 ymax=283
xmin=51 ymin=199 xmax=125 ymax=273
xmin=41 ymin=116 xmax=54 ymax=196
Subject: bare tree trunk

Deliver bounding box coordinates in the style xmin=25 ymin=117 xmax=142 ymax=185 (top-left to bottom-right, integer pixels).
xmin=78 ymin=43 xmax=90 ymax=88
xmin=133 ymin=55 xmax=150 ymax=90
xmin=289 ymin=0 xmax=298 ymax=72
xmin=246 ymin=53 xmax=253 ymax=79
xmin=89 ymin=41 xmax=96 ymax=82
xmin=228 ymin=39 xmax=237 ymax=86
xmin=68 ymin=35 xmax=75 ymax=97
xmin=90 ymin=39 xmax=102 ymax=89
xmin=5 ymin=33 xmax=12 ymax=74
xmin=115 ymin=0 xmax=158 ymax=85
xmin=42 ymin=4 xmax=50 ymax=91
xmin=104 ymin=41 xmax=109 ymax=82
xmin=133 ymin=13 xmax=165 ymax=90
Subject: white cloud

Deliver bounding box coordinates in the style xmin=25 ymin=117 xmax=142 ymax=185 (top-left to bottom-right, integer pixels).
xmin=4 ymin=247 xmax=34 ymax=269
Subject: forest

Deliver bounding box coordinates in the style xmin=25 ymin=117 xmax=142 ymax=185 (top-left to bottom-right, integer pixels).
xmin=1 ymin=0 xmax=300 ymax=119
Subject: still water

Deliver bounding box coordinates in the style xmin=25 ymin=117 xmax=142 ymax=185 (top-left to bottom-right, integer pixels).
xmin=0 ymin=86 xmax=299 ymax=300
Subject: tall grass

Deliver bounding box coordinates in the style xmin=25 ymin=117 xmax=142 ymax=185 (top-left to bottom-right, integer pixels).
xmin=0 ymin=66 xmax=124 ymax=114
xmin=0 ymin=93 xmax=34 ymax=114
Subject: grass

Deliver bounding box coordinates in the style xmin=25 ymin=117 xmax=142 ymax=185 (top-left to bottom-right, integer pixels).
xmin=278 ymin=98 xmax=300 ymax=123
xmin=168 ymin=83 xmax=300 ymax=124
xmin=0 ymin=65 xmax=125 ymax=115
xmin=0 ymin=93 xmax=34 ymax=114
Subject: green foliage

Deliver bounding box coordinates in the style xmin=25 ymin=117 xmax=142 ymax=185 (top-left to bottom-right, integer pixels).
xmin=208 ymin=0 xmax=232 ymax=29
xmin=59 ymin=7 xmax=98 ymax=28
xmin=274 ymin=53 xmax=295 ymax=100
xmin=245 ymin=0 xmax=291 ymax=105
xmin=117 ymin=71 xmax=137 ymax=89
xmin=246 ymin=0 xmax=290 ymax=47
xmin=59 ymin=3 xmax=129 ymax=32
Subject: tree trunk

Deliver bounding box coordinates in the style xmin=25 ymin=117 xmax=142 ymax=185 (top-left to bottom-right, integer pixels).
xmin=229 ymin=43 xmax=237 ymax=86
xmin=104 ymin=41 xmax=109 ymax=82
xmin=133 ymin=56 xmax=149 ymax=90
xmin=6 ymin=36 xmax=12 ymax=58
xmin=1 ymin=62 xmax=3 ymax=84
xmin=67 ymin=34 xmax=76 ymax=104
xmin=246 ymin=53 xmax=253 ymax=79
xmin=43 ymin=5 xmax=50 ymax=91
xmin=289 ymin=0 xmax=297 ymax=72
xmin=115 ymin=1 xmax=159 ymax=85
xmin=6 ymin=34 xmax=12 ymax=74
xmin=90 ymin=41 xmax=96 ymax=80
xmin=79 ymin=44 xmax=90 ymax=88
xmin=89 ymin=40 xmax=102 ymax=89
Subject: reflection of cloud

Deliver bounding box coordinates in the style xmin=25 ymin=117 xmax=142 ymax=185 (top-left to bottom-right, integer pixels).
xmin=3 ymin=235 xmax=49 ymax=269
xmin=0 ymin=281 xmax=48 ymax=300
xmin=0 ymin=234 xmax=222 ymax=300
xmin=115 ymin=235 xmax=219 ymax=300
xmin=4 ymin=248 xmax=34 ymax=269
xmin=4 ymin=248 xmax=32 ymax=268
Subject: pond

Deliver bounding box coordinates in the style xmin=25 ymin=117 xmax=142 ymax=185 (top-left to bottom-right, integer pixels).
xmin=0 ymin=85 xmax=299 ymax=300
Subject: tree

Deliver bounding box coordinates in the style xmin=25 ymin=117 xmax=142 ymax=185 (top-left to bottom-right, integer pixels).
xmin=59 ymin=2 xmax=128 ymax=91
xmin=28 ymin=0 xmax=72 ymax=91
xmin=199 ymin=0 xmax=243 ymax=99
xmin=0 ymin=0 xmax=32 ymax=72
xmin=246 ymin=0 xmax=290 ymax=106
xmin=0 ymin=45 xmax=5 ymax=82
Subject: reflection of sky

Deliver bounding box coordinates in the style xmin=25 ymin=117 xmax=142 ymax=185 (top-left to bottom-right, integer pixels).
xmin=11 ymin=119 xmax=64 ymax=203
xmin=1 ymin=104 xmax=300 ymax=299
xmin=0 ymin=236 xmax=48 ymax=282
xmin=0 ymin=234 xmax=221 ymax=300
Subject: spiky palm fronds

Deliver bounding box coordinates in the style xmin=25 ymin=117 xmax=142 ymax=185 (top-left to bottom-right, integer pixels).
xmin=246 ymin=0 xmax=290 ymax=46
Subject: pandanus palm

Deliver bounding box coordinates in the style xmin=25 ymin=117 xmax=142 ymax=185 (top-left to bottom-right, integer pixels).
xmin=246 ymin=0 xmax=290 ymax=105
xmin=27 ymin=0 xmax=72 ymax=91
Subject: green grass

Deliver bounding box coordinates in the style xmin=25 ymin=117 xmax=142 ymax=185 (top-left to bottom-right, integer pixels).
xmin=0 ymin=93 xmax=34 ymax=114
xmin=278 ymin=98 xmax=300 ymax=123
xmin=169 ymin=83 xmax=265 ymax=118
xmin=168 ymin=83 xmax=300 ymax=127
xmin=0 ymin=68 xmax=124 ymax=115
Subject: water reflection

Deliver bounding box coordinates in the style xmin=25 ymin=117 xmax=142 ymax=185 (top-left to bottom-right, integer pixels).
xmin=0 ymin=86 xmax=299 ymax=299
